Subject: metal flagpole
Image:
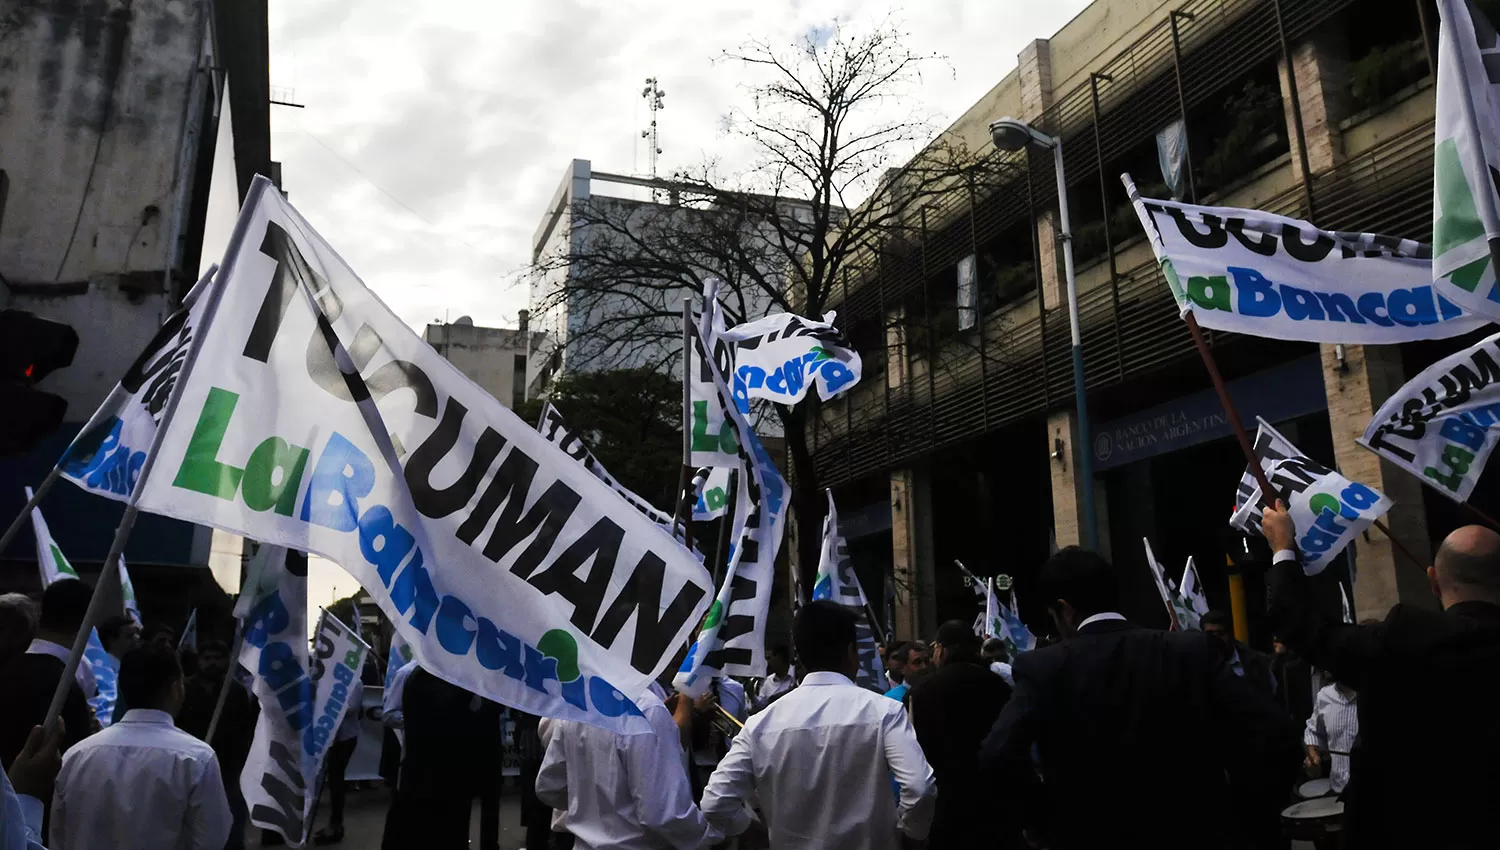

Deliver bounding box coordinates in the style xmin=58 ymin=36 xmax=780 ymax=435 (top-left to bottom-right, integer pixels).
xmin=0 ymin=466 xmax=62 ymax=555
xmin=673 ymin=296 xmax=696 ymax=549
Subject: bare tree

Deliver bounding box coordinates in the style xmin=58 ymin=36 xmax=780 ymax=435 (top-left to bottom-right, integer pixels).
xmin=531 ymin=18 xmax=1018 ymax=588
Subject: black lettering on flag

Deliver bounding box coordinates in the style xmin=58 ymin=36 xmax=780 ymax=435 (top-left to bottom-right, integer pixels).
xmin=592 ymin=551 xmax=707 ymax=674
xmin=251 ymin=739 xmax=306 ymax=842
xmin=527 ymin=517 xmax=624 ymax=633
xmin=456 ymin=449 xmax=580 ymax=578
xmin=406 ymin=396 xmax=507 ymax=518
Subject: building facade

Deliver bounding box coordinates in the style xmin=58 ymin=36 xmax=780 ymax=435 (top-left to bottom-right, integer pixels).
xmin=424 ymin=316 xmax=545 ymax=410
xmin=817 ymin=0 xmax=1462 ymax=641
xmin=0 ymin=0 xmax=272 ymax=632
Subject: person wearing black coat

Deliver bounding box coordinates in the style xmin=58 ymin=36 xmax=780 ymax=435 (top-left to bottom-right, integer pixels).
xmin=980 ymin=547 xmax=1301 ymax=850
xmin=1265 ymin=501 xmax=1500 ymax=849
xmin=908 ymin=620 xmax=1015 ymax=849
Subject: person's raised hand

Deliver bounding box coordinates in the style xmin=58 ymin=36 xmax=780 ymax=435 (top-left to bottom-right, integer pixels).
xmin=8 ymin=722 xmax=64 ymax=799
xmin=1262 ymin=499 xmax=1298 ymax=554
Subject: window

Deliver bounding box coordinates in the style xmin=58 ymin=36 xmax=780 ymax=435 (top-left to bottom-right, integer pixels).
xmin=512 ymin=353 xmax=527 ymax=409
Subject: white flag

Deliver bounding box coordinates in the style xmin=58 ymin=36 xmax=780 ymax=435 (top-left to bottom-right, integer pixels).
xmin=1142 ymin=539 xmax=1180 ymax=629
xmin=717 ymin=311 xmax=862 ymax=406
xmin=1432 ymin=0 xmax=1500 ymax=320
xmin=26 ymin=486 xmax=81 ymax=585
xmin=1231 ymin=419 xmax=1302 ymax=537
xmin=26 ymin=492 xmax=114 ymax=724
xmin=179 ymin=609 xmax=198 ymax=652
xmin=1175 ymin=557 xmax=1209 ymax=632
xmin=1231 ymin=457 xmax=1391 ymax=576
xmin=1125 ymin=176 xmax=1484 ymax=343
xmin=57 ymin=267 xmax=217 ymax=502
xmin=136 ymin=177 xmax=714 ymax=734
xmin=675 ymin=305 xmax=789 ymax=696
xmin=1359 ymin=330 xmax=1500 ymax=503
xmin=812 ymin=491 xmax=884 ymax=692
xmin=534 ymin=401 xmax=680 ymax=531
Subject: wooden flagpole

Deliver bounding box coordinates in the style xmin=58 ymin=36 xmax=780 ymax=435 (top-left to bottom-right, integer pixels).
xmin=674 ymin=296 xmax=696 ymax=550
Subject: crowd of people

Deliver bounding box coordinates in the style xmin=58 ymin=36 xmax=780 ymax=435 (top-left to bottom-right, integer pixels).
xmin=4 ymin=498 xmax=1500 ymax=848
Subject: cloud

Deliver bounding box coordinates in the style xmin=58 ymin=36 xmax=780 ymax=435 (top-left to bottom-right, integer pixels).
xmin=268 ymin=0 xmax=1092 ymax=331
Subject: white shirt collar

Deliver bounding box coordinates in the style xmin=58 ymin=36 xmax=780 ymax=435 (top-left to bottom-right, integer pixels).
xmin=1078 ymin=612 xmax=1127 ymax=629
xmin=25 ymin=638 xmax=69 ymax=662
xmin=799 ymin=671 xmax=854 ymax=687
xmin=119 ymin=709 xmax=176 ymax=726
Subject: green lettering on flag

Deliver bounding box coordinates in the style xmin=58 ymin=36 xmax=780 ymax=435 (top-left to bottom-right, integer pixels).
xmin=690 ymin=400 xmax=738 ymax=454
xmin=173 ymin=387 xmax=246 ymax=498
xmin=1434 ymin=139 xmax=1487 ymax=259
xmin=1187 ymin=275 xmax=1232 ymax=312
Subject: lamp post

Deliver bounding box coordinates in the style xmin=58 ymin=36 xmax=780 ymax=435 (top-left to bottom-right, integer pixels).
xmin=989 ymin=117 xmax=1099 ymax=551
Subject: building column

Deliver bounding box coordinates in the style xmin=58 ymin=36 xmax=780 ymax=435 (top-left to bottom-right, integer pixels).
xmin=1277 ymin=30 xmax=1349 ymax=184
xmin=1047 ymin=410 xmax=1087 ymax=548
xmin=890 ymin=463 xmax=936 ymax=641
xmin=1322 ymin=345 xmax=1434 ymax=615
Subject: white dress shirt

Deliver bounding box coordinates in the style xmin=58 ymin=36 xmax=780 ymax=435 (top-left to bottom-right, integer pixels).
xmin=1304 ymin=683 xmax=1359 ymax=792
xmin=535 ymin=690 xmax=720 ymax=849
xmin=754 ymin=672 xmax=794 ymax=710
xmin=701 ymin=670 xmax=937 ymax=849
xmin=51 ymin=709 xmax=231 ymax=850
xmin=382 ymin=659 xmax=418 ymax=746
xmin=1 ymin=765 xmax=45 ymax=850
xmin=337 ymin=678 xmax=365 ymax=742
xmin=989 ymin=661 xmax=1014 ymax=686
xmin=26 ymin=639 xmax=94 ymax=699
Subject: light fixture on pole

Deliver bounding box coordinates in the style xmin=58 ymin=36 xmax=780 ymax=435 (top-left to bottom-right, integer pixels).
xmin=989 ymin=116 xmax=1099 ymax=551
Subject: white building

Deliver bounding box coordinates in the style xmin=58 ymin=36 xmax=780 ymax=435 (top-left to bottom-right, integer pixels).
xmin=423 ymin=315 xmax=546 ymax=411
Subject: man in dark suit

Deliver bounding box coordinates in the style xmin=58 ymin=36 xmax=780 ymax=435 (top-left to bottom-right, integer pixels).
xmin=980 ymin=547 xmax=1301 ymax=850
xmin=908 ymin=619 xmax=1015 ymax=849
xmin=1265 ymin=501 xmax=1500 ymax=848
xmin=0 ymin=580 xmax=97 ymax=770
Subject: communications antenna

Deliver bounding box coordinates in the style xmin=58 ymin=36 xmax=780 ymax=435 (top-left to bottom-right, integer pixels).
xmin=641 ymin=77 xmax=666 ymax=200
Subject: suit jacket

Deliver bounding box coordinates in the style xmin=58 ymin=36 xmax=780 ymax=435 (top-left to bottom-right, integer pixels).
xmin=908 ymin=659 xmax=1015 ymax=848
xmin=0 ymin=652 xmax=94 ymax=769
xmin=398 ymin=668 xmax=502 ymax=796
xmin=979 ymin=618 xmax=1301 ymax=850
xmin=1271 ymin=559 xmax=1500 ymax=849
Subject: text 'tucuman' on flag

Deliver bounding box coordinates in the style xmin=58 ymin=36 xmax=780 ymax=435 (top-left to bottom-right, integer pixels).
xmin=1432 ymin=0 xmax=1500 ymax=321
xmin=132 ymin=175 xmax=715 ymax=734
xmin=1123 ymin=174 xmax=1487 ymax=343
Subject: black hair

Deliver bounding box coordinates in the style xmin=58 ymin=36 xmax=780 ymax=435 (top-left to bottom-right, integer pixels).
xmin=118 ymin=644 xmax=183 ymax=710
xmin=1037 ymin=547 xmax=1120 ymax=619
xmin=1200 ymin=610 xmax=1234 ymax=631
xmin=767 ymin=643 xmax=790 ymax=662
xmin=793 ymin=600 xmax=858 ymax=673
xmin=198 ymin=639 xmax=229 ymax=656
xmin=98 ymin=614 xmax=135 ymax=648
xmin=39 ymin=579 xmax=93 ymax=634
xmin=888 ymin=642 xmax=913 ymax=663
xmin=933 ymin=620 xmax=981 ymax=663
xmin=981 ymin=637 xmax=1010 ymax=663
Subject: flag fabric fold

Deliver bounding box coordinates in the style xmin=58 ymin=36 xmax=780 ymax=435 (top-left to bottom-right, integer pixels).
xmin=813 ymin=490 xmax=884 ymax=691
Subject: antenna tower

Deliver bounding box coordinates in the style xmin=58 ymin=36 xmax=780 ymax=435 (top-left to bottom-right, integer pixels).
xmin=641 ymin=77 xmax=666 ymax=200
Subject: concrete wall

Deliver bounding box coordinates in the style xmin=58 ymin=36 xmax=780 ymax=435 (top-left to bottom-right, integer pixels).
xmin=0 ymin=0 xmax=208 ymax=417
xmin=424 ymin=322 xmax=533 ymax=409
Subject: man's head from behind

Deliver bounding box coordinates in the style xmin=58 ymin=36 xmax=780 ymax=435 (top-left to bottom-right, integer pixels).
xmin=1431 ymin=525 xmax=1500 ymax=608
xmin=119 ymin=643 xmax=185 ymax=715
xmin=793 ymin=600 xmax=859 ymax=678
xmin=198 ymin=639 xmax=230 ymax=679
xmin=98 ymin=614 xmax=141 ymax=659
xmin=39 ymin=579 xmax=93 ymax=643
xmin=932 ymin=620 xmax=981 ymax=666
xmin=1038 ymin=547 xmax=1121 ymax=638
xmin=982 ymin=637 xmax=1009 ymax=664
xmin=0 ymin=593 xmax=37 ymax=666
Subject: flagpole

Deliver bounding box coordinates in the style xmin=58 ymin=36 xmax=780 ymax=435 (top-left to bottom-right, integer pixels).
xmin=42 ymin=506 xmax=132 ymax=729
xmin=674 ymin=295 xmax=696 ymax=549
xmin=1183 ymin=313 xmax=1426 ymax=571
xmin=204 ymin=619 xmax=244 ymax=743
xmin=0 ymin=466 xmax=63 ymax=555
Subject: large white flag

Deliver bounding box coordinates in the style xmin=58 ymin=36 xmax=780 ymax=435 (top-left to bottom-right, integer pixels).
xmin=1432 ymin=0 xmax=1500 ymax=320
xmin=674 ymin=306 xmax=788 ymax=696
xmin=1231 ymin=456 xmax=1391 ymax=576
xmin=1125 ymin=176 xmax=1485 ymax=343
xmin=1360 ymin=330 xmax=1500 ymax=502
xmin=56 ymin=267 xmax=217 ymax=502
xmin=812 ymin=491 xmax=883 ymax=692
xmin=716 ymin=310 xmax=862 ymax=406
xmin=135 ymin=177 xmax=714 ymax=734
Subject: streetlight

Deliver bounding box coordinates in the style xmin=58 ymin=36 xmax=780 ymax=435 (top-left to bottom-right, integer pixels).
xmin=989 ymin=117 xmax=1098 ymax=551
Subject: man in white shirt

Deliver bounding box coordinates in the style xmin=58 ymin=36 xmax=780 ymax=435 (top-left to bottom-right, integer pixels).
xmin=51 ymin=643 xmax=231 ymax=850
xmin=1304 ymin=680 xmax=1358 ymax=793
xmin=381 ymin=658 xmax=418 ymax=746
xmin=752 ymin=644 xmax=795 ymax=712
xmin=702 ymin=601 xmax=937 ymax=849
xmin=536 ymin=683 xmax=720 ymax=849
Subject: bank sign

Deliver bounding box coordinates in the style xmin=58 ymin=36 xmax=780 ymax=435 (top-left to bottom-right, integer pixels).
xmin=1125 ymin=175 xmax=1489 ymax=344
xmin=1093 ymin=357 xmax=1326 ymax=471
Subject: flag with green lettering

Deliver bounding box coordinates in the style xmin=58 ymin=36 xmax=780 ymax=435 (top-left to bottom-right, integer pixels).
xmin=26 ymin=486 xmax=80 ymax=585
xmin=1433 ymin=0 xmax=1500 ymax=320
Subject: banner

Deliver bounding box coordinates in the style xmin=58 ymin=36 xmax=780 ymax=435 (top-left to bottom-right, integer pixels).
xmin=1232 ymin=418 xmax=1307 ymax=537
xmin=1359 ymin=330 xmax=1500 ymax=502
xmin=1174 ymin=557 xmax=1209 ymax=632
xmin=57 ymin=267 xmax=217 ymax=502
xmin=1124 ymin=175 xmax=1486 ymax=343
xmin=1003 ymin=589 xmax=1037 ymax=654
xmin=1142 ymin=539 xmax=1181 ymax=630
xmin=717 ymin=310 xmax=862 ymax=406
xmin=1432 ymin=0 xmax=1500 ymax=321
xmin=535 ymin=401 xmax=677 ymax=529
xmin=135 ymin=177 xmax=714 ymax=734
xmin=812 ymin=491 xmax=883 ymax=692
xmin=675 ymin=303 xmax=789 ymax=695
xmin=1231 ymin=458 xmax=1391 ymax=576
xmin=305 ymin=611 xmax=369 ymax=806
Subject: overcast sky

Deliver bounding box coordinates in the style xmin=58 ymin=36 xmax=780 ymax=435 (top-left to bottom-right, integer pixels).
xmin=266 ymin=1 xmax=1092 ymax=332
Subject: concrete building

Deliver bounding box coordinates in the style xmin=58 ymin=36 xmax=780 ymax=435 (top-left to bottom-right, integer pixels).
xmin=424 ymin=315 xmax=546 ymax=410
xmin=816 ymin=0 xmax=1455 ymax=640
xmin=0 ymin=0 xmax=272 ymax=633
